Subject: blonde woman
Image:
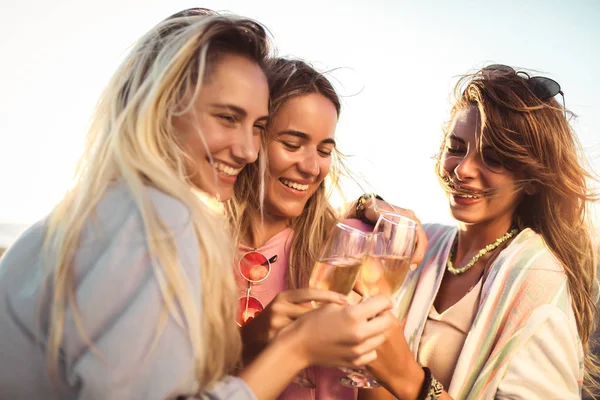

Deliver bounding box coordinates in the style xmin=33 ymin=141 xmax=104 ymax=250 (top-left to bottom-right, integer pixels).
xmin=0 ymin=9 xmax=394 ymax=400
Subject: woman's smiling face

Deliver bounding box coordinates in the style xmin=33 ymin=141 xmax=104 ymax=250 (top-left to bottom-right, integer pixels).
xmin=263 ymin=93 xmax=338 ymax=220
xmin=440 ymin=105 xmax=526 ymax=227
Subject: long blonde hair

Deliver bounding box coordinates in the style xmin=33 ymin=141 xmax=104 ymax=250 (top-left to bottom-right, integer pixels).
xmin=231 ymin=58 xmax=348 ymax=289
xmin=44 ymin=8 xmax=270 ymax=389
xmin=435 ymin=66 xmax=600 ymax=394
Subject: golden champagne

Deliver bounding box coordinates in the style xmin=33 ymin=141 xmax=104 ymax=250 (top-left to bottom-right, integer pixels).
xmin=309 ymin=256 xmax=363 ymax=295
xmin=359 ymin=255 xmax=411 ymax=296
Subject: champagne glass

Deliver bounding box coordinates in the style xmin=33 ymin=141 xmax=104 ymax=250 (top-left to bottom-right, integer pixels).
xmin=294 ymin=222 xmax=369 ymax=388
xmin=309 ymin=222 xmax=369 ymax=298
xmin=339 ymin=211 xmax=417 ymax=389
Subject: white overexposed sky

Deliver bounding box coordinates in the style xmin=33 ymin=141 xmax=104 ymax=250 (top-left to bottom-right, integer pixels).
xmin=0 ymin=0 xmax=599 ymax=244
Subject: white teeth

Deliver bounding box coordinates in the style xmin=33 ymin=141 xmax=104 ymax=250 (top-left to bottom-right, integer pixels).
xmin=457 ymin=194 xmax=480 ymax=199
xmin=280 ymin=179 xmax=309 ymax=191
xmin=213 ymin=161 xmax=241 ymax=176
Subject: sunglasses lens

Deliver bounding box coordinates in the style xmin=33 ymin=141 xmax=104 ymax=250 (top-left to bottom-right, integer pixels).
xmin=529 ymin=77 xmax=560 ymax=99
xmin=237 ymin=296 xmax=264 ymax=326
xmin=239 ymin=252 xmax=271 ymax=282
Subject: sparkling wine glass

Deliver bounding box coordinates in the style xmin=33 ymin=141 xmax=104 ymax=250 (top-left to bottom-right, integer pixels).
xmin=339 ymin=211 xmax=417 ymax=389
xmin=295 ymin=222 xmax=369 ymax=388
xmin=309 ymin=222 xmax=370 ymax=298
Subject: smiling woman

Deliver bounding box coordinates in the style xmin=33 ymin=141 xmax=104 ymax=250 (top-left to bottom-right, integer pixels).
xmin=232 ymin=57 xmax=343 ymax=291
xmin=359 ymin=64 xmax=600 ymax=400
xmin=440 ymin=106 xmax=535 ymax=226
xmin=265 ymin=92 xmax=338 ymax=220
xmin=229 ymin=58 xmax=365 ymax=400
xmin=173 ymin=53 xmax=269 ymax=201
xmin=0 ymin=8 xmax=272 ymax=399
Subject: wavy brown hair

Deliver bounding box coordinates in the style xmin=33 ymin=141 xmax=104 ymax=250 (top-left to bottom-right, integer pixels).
xmin=435 ymin=65 xmax=600 ymax=394
xmin=230 ymin=58 xmax=347 ymax=289
xmin=44 ymin=8 xmax=270 ymax=389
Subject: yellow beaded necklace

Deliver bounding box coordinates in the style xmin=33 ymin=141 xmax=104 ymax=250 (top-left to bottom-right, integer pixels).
xmin=447 ymin=229 xmax=519 ymax=275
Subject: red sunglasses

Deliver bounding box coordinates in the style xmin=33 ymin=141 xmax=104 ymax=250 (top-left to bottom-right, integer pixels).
xmin=236 ymin=251 xmax=278 ymax=326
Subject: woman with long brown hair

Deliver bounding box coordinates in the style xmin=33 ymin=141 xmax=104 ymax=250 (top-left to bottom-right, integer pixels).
xmin=229 ymin=57 xmax=427 ymax=399
xmin=361 ymin=64 xmax=599 ymax=399
xmin=229 ymin=57 xmax=361 ymax=400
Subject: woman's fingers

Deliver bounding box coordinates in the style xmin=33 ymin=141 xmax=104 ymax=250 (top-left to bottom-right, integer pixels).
xmin=345 ymin=294 xmax=392 ymax=323
xmin=269 ymin=289 xmax=348 ymax=323
xmin=271 ymin=302 xmax=312 ymax=320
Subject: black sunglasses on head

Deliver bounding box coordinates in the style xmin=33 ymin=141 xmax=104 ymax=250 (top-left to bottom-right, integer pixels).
xmin=482 ymin=64 xmax=566 ymax=115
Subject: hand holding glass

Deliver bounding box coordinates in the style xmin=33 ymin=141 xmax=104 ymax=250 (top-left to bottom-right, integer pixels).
xmin=294 ymin=222 xmax=369 ymax=388
xmin=340 ymin=212 xmax=417 ymax=389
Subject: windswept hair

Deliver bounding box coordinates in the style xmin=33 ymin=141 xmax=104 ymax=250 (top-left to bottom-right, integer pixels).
xmin=435 ymin=65 xmax=600 ymax=395
xmin=44 ymin=8 xmax=271 ymax=389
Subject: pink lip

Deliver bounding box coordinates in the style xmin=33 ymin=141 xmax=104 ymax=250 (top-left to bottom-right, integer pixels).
xmin=450 ymin=183 xmax=484 ymax=194
xmin=208 ymin=157 xmax=244 ymax=185
xmin=457 ymin=185 xmax=481 ymax=192
xmin=217 ymin=169 xmax=238 ymax=184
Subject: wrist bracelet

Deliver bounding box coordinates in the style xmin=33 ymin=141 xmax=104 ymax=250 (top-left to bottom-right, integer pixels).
xmin=416 ymin=366 xmax=432 ymax=400
xmin=355 ymin=193 xmax=383 ymax=224
xmin=417 ymin=367 xmax=443 ymax=400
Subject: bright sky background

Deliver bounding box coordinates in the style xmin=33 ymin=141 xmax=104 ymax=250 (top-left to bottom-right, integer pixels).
xmin=1 ymin=0 xmax=599 ymax=244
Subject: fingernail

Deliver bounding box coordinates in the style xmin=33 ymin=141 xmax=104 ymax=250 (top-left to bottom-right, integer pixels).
xmin=410 ymin=263 xmax=417 ymax=271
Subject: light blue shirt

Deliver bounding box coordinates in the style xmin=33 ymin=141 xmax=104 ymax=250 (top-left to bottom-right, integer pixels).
xmin=0 ymin=185 xmax=255 ymax=400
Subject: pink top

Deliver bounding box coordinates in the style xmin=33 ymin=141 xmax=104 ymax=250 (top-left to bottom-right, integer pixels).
xmin=236 ymin=219 xmax=371 ymax=400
